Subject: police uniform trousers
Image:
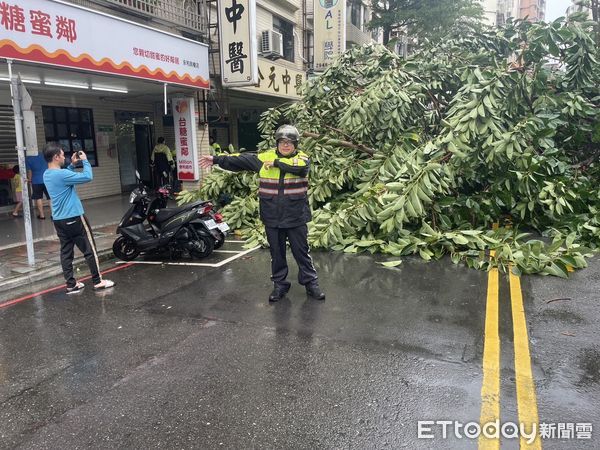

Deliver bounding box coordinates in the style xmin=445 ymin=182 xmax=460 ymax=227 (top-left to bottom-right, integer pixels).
xmin=265 ymin=224 xmax=318 ymax=292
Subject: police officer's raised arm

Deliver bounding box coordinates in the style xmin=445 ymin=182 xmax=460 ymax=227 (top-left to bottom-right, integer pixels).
xmin=200 ymin=154 xmax=262 ymax=173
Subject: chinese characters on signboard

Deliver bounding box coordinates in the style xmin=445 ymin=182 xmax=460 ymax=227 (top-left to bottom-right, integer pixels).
xmin=0 ymin=0 xmax=209 ymax=89
xmin=0 ymin=2 xmax=77 ymax=42
xmin=173 ymin=98 xmax=200 ymax=181
xmin=217 ymin=0 xmax=258 ymax=86
xmin=235 ymin=59 xmax=306 ymax=100
xmin=313 ymin=0 xmax=346 ymax=71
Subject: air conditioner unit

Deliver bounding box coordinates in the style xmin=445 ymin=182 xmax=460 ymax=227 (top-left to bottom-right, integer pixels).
xmin=260 ymin=30 xmax=283 ymax=60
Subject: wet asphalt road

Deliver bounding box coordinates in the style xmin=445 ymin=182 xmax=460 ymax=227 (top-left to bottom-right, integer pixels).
xmin=0 ymin=245 xmax=598 ymax=449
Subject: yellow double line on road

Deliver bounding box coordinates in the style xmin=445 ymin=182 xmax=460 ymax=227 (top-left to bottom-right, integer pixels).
xmin=479 ymin=224 xmax=542 ymax=449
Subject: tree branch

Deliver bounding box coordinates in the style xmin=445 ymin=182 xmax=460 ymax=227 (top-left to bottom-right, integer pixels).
xmin=302 ymin=131 xmax=376 ymax=156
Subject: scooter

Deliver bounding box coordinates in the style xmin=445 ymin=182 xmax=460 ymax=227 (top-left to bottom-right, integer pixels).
xmin=112 ymin=172 xmax=229 ymax=261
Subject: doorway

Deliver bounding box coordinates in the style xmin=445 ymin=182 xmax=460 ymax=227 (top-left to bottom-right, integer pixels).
xmin=237 ymin=121 xmax=261 ymax=152
xmin=115 ymin=111 xmax=154 ymax=191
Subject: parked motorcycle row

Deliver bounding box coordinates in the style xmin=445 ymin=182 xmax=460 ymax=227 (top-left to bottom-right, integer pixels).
xmin=112 ymin=171 xmax=230 ymax=261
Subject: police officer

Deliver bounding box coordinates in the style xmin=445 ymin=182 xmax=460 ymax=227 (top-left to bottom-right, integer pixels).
xmin=200 ymin=125 xmax=325 ymax=302
xmin=209 ymin=136 xmax=221 ymax=156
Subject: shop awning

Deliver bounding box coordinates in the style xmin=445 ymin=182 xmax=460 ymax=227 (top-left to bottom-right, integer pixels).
xmin=0 ymin=0 xmax=209 ymax=90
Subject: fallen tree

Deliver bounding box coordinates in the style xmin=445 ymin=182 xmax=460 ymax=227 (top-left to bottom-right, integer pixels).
xmin=180 ymin=18 xmax=600 ymax=277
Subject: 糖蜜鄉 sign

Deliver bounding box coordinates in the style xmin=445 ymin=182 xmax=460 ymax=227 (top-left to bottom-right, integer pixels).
xmin=0 ymin=0 xmax=209 ymax=89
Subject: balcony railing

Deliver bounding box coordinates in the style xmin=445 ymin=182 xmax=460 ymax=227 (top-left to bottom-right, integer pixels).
xmin=91 ymin=0 xmax=207 ymax=37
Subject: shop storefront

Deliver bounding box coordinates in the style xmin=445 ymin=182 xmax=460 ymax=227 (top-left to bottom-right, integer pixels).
xmin=0 ymin=0 xmax=210 ymax=215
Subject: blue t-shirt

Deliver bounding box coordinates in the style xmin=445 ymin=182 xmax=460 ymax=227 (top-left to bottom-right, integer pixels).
xmin=43 ymin=161 xmax=93 ymax=220
xmin=26 ymin=154 xmax=48 ymax=185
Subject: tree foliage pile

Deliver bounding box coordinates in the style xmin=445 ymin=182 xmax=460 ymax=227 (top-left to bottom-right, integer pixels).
xmin=180 ymin=18 xmax=600 ymax=277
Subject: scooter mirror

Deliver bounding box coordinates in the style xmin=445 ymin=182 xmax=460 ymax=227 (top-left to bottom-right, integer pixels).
xmin=135 ymin=170 xmax=140 ymax=180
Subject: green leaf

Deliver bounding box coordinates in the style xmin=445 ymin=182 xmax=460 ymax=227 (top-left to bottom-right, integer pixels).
xmin=379 ymin=260 xmax=403 ymax=267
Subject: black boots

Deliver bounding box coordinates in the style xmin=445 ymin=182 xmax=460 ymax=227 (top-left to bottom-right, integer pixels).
xmin=269 ymin=284 xmax=326 ymax=301
xmin=306 ymin=284 xmax=326 ymax=300
xmin=269 ymin=287 xmax=288 ymax=302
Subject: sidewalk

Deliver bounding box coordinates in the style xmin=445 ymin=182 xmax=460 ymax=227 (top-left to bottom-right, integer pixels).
xmin=0 ymin=223 xmax=118 ymax=294
xmin=0 ymin=194 xmax=129 ymax=296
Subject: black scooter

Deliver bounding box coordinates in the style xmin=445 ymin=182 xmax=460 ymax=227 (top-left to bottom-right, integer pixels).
xmin=113 ymin=172 xmax=229 ymax=261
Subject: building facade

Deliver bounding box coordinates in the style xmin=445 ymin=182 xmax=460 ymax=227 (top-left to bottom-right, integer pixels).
xmin=518 ymin=0 xmax=546 ymax=21
xmin=481 ymin=0 xmax=546 ymax=26
xmin=1 ymin=0 xmax=377 ymax=217
xmin=567 ymin=0 xmax=594 ymax=19
xmin=207 ymin=0 xmax=378 ymax=152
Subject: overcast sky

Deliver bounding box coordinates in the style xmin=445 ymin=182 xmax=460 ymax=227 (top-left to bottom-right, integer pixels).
xmin=546 ymin=0 xmax=573 ymax=20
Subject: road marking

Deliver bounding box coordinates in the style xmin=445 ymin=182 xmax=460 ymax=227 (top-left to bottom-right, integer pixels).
xmin=509 ymin=269 xmax=542 ymax=449
xmin=116 ymin=246 xmax=260 ymax=268
xmin=479 ymin=221 xmax=542 ymax=449
xmin=479 ymin=246 xmax=501 ymax=450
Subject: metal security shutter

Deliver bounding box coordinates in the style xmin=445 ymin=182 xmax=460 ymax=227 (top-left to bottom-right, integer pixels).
xmin=0 ymin=105 xmax=17 ymax=165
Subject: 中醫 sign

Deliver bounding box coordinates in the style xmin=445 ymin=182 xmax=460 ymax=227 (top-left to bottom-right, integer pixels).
xmin=0 ymin=0 xmax=209 ymax=89
xmin=217 ymin=0 xmax=258 ymax=87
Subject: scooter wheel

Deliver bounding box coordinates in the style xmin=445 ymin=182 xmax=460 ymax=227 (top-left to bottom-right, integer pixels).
xmin=190 ymin=234 xmax=214 ymax=259
xmin=113 ymin=236 xmax=140 ymax=261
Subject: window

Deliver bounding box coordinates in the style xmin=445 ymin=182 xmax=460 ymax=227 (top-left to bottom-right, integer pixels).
xmin=42 ymin=106 xmax=98 ymax=166
xmin=273 ymin=16 xmax=294 ymax=62
xmin=349 ymin=0 xmax=361 ymax=29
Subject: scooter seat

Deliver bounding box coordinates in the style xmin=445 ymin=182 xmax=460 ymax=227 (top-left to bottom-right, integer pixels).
xmin=152 ymin=201 xmax=206 ymax=225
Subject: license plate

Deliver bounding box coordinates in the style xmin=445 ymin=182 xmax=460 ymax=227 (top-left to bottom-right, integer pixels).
xmin=217 ymin=223 xmax=230 ymax=232
xmin=203 ymin=219 xmax=218 ymax=230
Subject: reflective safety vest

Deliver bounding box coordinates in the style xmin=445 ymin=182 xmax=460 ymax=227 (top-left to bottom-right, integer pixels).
xmin=212 ymin=148 xmax=312 ymax=228
xmin=257 ymin=149 xmax=309 ymax=198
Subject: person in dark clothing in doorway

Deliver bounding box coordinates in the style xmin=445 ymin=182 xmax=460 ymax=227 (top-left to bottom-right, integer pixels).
xmin=200 ymin=125 xmax=325 ymax=302
xmin=43 ymin=142 xmax=115 ymax=293
xmin=151 ymin=137 xmax=174 ymax=187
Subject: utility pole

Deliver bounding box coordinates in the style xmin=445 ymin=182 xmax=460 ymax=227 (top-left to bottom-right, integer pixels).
xmin=7 ymin=59 xmax=35 ymax=266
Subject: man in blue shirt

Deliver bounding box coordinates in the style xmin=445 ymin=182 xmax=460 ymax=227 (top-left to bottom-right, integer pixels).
xmin=26 ymin=152 xmax=49 ymax=219
xmin=43 ymin=142 xmax=114 ymax=293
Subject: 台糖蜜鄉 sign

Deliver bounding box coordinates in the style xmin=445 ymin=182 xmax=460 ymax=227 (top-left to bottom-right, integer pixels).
xmin=0 ymin=0 xmax=209 ymax=89
xmin=173 ymin=97 xmax=199 ymax=181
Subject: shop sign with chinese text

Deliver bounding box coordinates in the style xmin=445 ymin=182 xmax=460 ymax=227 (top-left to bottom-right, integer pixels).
xmin=313 ymin=0 xmax=346 ymax=71
xmin=217 ymin=0 xmax=258 ymax=86
xmin=173 ymin=97 xmax=200 ymax=181
xmin=0 ymin=0 xmax=209 ymax=89
xmin=234 ymin=59 xmax=305 ymax=100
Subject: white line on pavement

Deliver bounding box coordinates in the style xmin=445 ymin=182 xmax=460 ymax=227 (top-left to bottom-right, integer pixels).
xmin=115 ymin=246 xmax=260 ymax=268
